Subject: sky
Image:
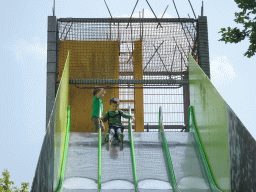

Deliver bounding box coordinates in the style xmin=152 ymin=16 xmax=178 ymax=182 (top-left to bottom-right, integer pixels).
xmin=0 ymin=0 xmax=255 ymax=189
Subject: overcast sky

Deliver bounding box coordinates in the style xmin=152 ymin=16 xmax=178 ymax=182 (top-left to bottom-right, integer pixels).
xmin=0 ymin=0 xmax=255 ymax=189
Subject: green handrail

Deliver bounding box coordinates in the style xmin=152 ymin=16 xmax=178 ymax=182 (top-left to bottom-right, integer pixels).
xmin=158 ymin=106 xmax=180 ymax=192
xmin=55 ymin=105 xmax=71 ymax=192
xmin=188 ymin=106 xmax=223 ymax=192
xmin=98 ymin=106 xmax=102 ymax=189
xmin=128 ymin=106 xmax=138 ymax=192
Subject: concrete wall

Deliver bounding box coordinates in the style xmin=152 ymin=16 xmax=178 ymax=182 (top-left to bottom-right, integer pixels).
xmin=198 ymin=16 xmax=210 ymax=79
xmin=46 ymin=16 xmax=58 ymax=129
xmin=226 ymin=104 xmax=256 ymax=191
xmin=31 ymin=108 xmax=55 ymax=192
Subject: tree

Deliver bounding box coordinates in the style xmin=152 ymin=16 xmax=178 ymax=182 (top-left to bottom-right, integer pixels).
xmin=0 ymin=169 xmax=29 ymax=192
xmin=219 ymin=0 xmax=256 ymax=58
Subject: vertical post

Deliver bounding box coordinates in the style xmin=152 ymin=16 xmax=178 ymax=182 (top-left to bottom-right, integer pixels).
xmin=133 ymin=41 xmax=144 ymax=132
xmin=183 ymin=72 xmax=190 ymax=132
xmin=109 ymin=22 xmax=112 ymax=40
xmin=98 ymin=105 xmax=102 ymax=189
xmin=46 ymin=16 xmax=58 ymax=130
xmin=198 ymin=16 xmax=210 ymax=79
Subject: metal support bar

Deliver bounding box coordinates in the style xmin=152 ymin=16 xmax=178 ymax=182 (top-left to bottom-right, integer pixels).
xmin=119 ymin=71 xmax=185 ymax=76
xmin=74 ymin=85 xmax=183 ymax=89
xmin=145 ymin=125 xmax=185 ymax=130
xmin=201 ymin=1 xmax=204 ymax=16
xmin=143 ymin=41 xmax=164 ymax=71
xmin=157 ymin=5 xmax=169 ymax=28
xmin=69 ymin=79 xmax=188 ymax=85
xmin=170 ymin=45 xmax=177 ymax=72
xmin=59 ymin=22 xmax=68 ymax=41
xmin=104 ymin=0 xmax=113 ymax=19
xmin=188 ymin=0 xmax=196 ymax=18
xmin=183 ymin=72 xmax=190 ymax=131
xmin=52 ymin=0 xmax=55 ymax=16
xmin=153 ymin=44 xmax=172 ymax=78
xmin=126 ymin=0 xmax=140 ymax=29
xmin=58 ymin=17 xmax=197 ymax=23
xmin=172 ymin=0 xmax=193 ymax=51
xmin=145 ymin=0 xmax=163 ymax=28
xmin=64 ymin=22 xmax=73 ymax=40
xmin=173 ymin=37 xmax=187 ymax=65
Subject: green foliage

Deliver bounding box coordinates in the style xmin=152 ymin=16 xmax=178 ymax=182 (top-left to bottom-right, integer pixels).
xmin=219 ymin=0 xmax=256 ymax=58
xmin=0 ymin=169 xmax=29 ymax=192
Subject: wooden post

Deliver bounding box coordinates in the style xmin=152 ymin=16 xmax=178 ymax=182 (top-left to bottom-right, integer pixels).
xmin=133 ymin=41 xmax=144 ymax=132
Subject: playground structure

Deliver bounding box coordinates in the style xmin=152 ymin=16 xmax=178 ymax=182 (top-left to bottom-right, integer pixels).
xmin=32 ymin=3 xmax=256 ymax=192
xmin=56 ymin=17 xmax=198 ymax=133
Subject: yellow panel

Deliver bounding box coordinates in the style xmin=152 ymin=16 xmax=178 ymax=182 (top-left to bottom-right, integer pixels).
xmin=69 ymin=84 xmax=118 ymax=132
xmin=133 ymin=41 xmax=144 ymax=132
xmin=58 ymin=40 xmax=119 ymax=80
xmin=59 ymin=41 xmax=119 ymax=132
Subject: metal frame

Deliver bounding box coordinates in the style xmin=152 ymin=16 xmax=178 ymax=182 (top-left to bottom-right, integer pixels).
xmin=58 ymin=18 xmax=197 ymax=23
xmin=57 ymin=16 xmax=197 ymax=131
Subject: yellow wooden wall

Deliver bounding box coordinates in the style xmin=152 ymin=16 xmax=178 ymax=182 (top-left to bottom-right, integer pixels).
xmin=133 ymin=41 xmax=144 ymax=132
xmin=58 ymin=41 xmax=119 ymax=132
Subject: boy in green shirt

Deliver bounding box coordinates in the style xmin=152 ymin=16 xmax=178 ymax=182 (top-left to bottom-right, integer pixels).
xmin=91 ymin=86 xmax=108 ymax=132
xmin=99 ymin=97 xmax=135 ymax=143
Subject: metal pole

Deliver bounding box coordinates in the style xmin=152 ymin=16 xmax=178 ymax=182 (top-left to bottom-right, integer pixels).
xmin=53 ymin=0 xmax=55 ymax=16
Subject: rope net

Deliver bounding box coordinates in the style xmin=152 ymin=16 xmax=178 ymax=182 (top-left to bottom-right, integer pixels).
xmin=57 ymin=18 xmax=198 ymax=82
xmin=57 ymin=18 xmax=198 ymax=131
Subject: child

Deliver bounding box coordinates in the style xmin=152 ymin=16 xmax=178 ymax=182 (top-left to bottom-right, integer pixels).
xmin=91 ymin=86 xmax=109 ymax=133
xmin=99 ymin=97 xmax=135 ymax=142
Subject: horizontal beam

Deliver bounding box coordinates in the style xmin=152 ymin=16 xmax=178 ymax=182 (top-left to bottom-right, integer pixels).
xmin=119 ymin=71 xmax=186 ymax=76
xmin=69 ymin=79 xmax=188 ymax=85
xmin=145 ymin=125 xmax=184 ymax=130
xmin=58 ymin=18 xmax=197 ymax=23
xmin=124 ymin=125 xmax=184 ymax=130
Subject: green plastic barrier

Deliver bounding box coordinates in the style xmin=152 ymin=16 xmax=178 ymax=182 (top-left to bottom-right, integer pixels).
xmin=189 ymin=53 xmax=230 ymax=191
xmin=53 ymin=51 xmax=70 ymax=191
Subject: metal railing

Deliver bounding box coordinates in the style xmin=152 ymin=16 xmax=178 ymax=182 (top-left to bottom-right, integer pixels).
xmin=158 ymin=106 xmax=180 ymax=192
xmin=188 ymin=106 xmax=222 ymax=192
xmin=98 ymin=105 xmax=102 ymax=189
xmin=55 ymin=105 xmax=71 ymax=192
xmin=128 ymin=105 xmax=138 ymax=191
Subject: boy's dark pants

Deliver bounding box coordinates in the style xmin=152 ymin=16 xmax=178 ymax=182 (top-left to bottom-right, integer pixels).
xmin=109 ymin=124 xmax=124 ymax=140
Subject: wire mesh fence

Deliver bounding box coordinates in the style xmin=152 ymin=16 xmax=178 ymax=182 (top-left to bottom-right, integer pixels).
xmin=57 ymin=18 xmax=197 ymax=131
xmin=58 ymin=18 xmax=198 ymax=80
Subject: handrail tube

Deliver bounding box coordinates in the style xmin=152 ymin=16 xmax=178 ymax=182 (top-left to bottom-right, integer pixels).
xmin=55 ymin=105 xmax=71 ymax=192
xmin=128 ymin=106 xmax=138 ymax=191
xmin=158 ymin=106 xmax=180 ymax=192
xmin=188 ymin=106 xmax=223 ymax=192
xmin=98 ymin=106 xmax=102 ymax=189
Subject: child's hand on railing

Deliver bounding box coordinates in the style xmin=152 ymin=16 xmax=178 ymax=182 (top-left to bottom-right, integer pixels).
xmin=104 ymin=84 xmax=111 ymax=89
xmin=131 ymin=116 xmax=135 ymax=121
xmin=98 ymin=117 xmax=104 ymax=121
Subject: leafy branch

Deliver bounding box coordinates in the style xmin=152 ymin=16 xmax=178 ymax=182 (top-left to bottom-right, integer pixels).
xmin=0 ymin=169 xmax=29 ymax=192
xmin=219 ymin=0 xmax=256 ymax=58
